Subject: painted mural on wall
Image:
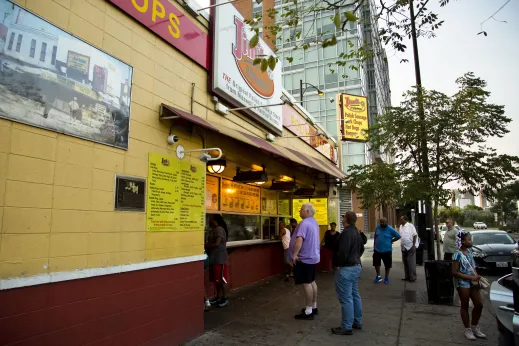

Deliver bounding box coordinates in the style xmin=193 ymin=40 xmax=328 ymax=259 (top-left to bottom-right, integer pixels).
xmin=0 ymin=0 xmax=133 ymax=149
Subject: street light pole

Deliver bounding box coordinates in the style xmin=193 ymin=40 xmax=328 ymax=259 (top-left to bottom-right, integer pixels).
xmin=409 ymin=0 xmax=434 ymax=261
xmin=300 ymin=79 xmax=304 ymax=107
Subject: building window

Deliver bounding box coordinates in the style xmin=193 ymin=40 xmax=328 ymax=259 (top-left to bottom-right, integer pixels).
xmin=7 ymin=32 xmax=15 ymax=50
xmin=51 ymin=46 xmax=57 ymax=65
xmin=40 ymin=42 xmax=47 ymax=62
xmin=29 ymin=39 xmax=36 ymax=58
xmin=15 ymin=34 xmax=23 ymax=52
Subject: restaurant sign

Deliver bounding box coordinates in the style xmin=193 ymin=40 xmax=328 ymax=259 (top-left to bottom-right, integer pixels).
xmin=282 ymin=105 xmax=337 ymax=163
xmin=107 ymin=0 xmax=209 ymax=69
xmin=340 ymin=94 xmax=369 ymax=142
xmin=212 ymin=4 xmax=283 ymax=134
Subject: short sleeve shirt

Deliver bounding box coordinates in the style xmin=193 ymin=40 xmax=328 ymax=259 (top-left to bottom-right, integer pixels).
xmin=453 ymin=249 xmax=476 ymax=287
xmin=374 ymin=225 xmax=400 ymax=253
xmin=289 ymin=217 xmax=320 ymax=264
xmin=207 ymin=226 xmax=227 ymax=264
xmin=399 ymin=223 xmax=417 ymax=251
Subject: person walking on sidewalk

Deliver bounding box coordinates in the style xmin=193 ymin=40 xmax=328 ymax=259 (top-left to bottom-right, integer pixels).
xmin=452 ymin=231 xmax=486 ymax=341
xmin=443 ymin=218 xmax=459 ymax=261
xmin=290 ymin=203 xmax=320 ymax=320
xmin=205 ymin=214 xmax=230 ymax=308
xmin=399 ymin=216 xmax=417 ymax=282
xmin=280 ymin=220 xmax=291 ymax=281
xmin=331 ymin=211 xmax=364 ymax=336
xmin=373 ymin=217 xmax=401 ymax=284
xmin=320 ymin=222 xmax=339 ymax=272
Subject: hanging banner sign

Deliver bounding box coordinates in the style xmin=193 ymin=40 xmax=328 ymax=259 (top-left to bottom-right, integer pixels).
xmin=340 ymin=94 xmax=369 ymax=142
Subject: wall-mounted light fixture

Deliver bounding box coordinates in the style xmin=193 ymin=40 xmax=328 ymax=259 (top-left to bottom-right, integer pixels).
xmin=176 ymin=145 xmax=222 ymax=163
xmin=233 ymin=165 xmax=268 ymax=185
xmin=270 ymin=178 xmax=297 ymax=191
xmin=293 ymin=186 xmax=316 ymax=197
xmin=207 ymin=159 xmax=227 ymax=174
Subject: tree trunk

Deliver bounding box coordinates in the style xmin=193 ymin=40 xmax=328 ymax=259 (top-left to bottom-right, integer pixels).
xmin=433 ymin=201 xmax=441 ymax=260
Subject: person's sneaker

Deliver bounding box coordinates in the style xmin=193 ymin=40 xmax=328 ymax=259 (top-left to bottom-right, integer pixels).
xmin=464 ymin=328 xmax=476 ymax=340
xmin=209 ymin=297 xmax=221 ymax=305
xmin=217 ymin=298 xmax=229 ymax=308
xmin=471 ymin=326 xmax=486 ymax=338
xmin=331 ymin=327 xmax=353 ymax=335
xmin=352 ymin=323 xmax=362 ymax=330
xmin=294 ymin=312 xmax=314 ymax=320
xmin=204 ymin=300 xmax=211 ymax=310
xmin=301 ymin=308 xmax=318 ymax=315
xmin=384 ymin=277 xmax=389 ymax=284
xmin=373 ymin=276 xmax=383 ymax=283
xmin=401 ymin=278 xmax=409 ymax=281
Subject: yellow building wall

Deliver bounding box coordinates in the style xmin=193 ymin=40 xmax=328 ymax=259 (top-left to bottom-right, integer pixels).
xmin=0 ymin=0 xmax=339 ymax=280
xmin=0 ymin=0 xmax=209 ymax=280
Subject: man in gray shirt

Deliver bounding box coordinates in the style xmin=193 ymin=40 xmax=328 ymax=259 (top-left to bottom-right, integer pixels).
xmin=443 ymin=218 xmax=459 ymax=261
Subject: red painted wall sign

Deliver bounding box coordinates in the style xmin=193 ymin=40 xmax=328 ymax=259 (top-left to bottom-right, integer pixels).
xmin=108 ymin=0 xmax=209 ymax=69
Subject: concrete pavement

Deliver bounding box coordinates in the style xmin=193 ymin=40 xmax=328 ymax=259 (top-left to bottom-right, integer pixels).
xmin=188 ymin=240 xmax=499 ymax=345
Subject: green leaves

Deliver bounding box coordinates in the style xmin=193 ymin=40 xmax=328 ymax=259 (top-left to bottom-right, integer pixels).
xmin=268 ymin=56 xmax=277 ymax=70
xmin=249 ymin=34 xmax=259 ymax=49
xmin=344 ymin=11 xmax=358 ymax=23
xmin=260 ymin=59 xmax=268 ymax=72
xmin=253 ymin=58 xmax=262 ymax=66
xmin=333 ymin=13 xmax=341 ymax=29
xmin=322 ymin=35 xmax=337 ymax=48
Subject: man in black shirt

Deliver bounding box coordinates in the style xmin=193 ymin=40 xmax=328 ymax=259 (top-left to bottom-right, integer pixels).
xmin=331 ymin=211 xmax=364 ymax=336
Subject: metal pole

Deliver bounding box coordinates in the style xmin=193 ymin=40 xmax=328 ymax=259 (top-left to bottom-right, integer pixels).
xmin=300 ymin=79 xmax=304 ymax=108
xmin=409 ymin=0 xmax=434 ymax=260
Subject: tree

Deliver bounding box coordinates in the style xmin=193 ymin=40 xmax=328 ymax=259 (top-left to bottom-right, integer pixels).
xmin=491 ymin=180 xmax=519 ymax=225
xmin=438 ymin=206 xmax=463 ymax=224
xmin=350 ymin=73 xmax=519 ymax=259
xmin=247 ymin=0 xmax=455 ymax=71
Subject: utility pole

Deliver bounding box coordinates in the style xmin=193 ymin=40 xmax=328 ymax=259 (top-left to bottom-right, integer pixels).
xmin=409 ymin=0 xmax=435 ymax=260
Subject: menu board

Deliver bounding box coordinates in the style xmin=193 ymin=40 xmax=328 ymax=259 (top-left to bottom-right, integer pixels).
xmin=146 ymin=153 xmax=205 ymax=232
xmin=261 ymin=190 xmax=278 ymax=215
xmin=328 ymin=198 xmax=338 ymax=225
xmin=206 ymin=176 xmax=219 ymax=211
xmin=278 ymin=198 xmax=290 ymax=215
xmin=311 ymin=198 xmax=329 ymax=225
xmin=221 ymin=179 xmax=260 ymax=213
xmin=292 ymin=198 xmax=309 ymax=222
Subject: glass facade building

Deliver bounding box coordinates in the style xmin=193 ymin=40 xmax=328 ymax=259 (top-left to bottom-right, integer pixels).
xmin=274 ymin=0 xmax=391 ymax=170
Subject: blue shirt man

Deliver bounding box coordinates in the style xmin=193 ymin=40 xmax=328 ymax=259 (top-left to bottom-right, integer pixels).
xmin=373 ymin=217 xmax=401 ymax=284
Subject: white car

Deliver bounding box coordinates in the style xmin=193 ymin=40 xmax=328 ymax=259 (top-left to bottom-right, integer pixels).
xmin=474 ymin=222 xmax=488 ymax=229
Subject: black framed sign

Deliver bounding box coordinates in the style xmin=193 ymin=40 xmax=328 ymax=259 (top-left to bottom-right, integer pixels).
xmin=0 ymin=0 xmax=133 ymax=149
xmin=115 ymin=175 xmax=145 ymax=212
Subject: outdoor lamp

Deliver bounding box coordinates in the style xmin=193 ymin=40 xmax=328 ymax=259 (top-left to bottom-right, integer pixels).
xmin=207 ymin=159 xmax=227 ymax=174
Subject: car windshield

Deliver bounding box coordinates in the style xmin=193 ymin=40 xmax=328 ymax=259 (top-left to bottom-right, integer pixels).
xmin=471 ymin=232 xmax=516 ymax=245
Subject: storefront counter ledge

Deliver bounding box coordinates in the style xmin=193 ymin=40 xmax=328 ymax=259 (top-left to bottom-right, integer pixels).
xmin=227 ymin=240 xmax=281 ymax=248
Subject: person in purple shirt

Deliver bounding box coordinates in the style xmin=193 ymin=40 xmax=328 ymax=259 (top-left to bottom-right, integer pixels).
xmin=289 ymin=203 xmax=320 ymax=320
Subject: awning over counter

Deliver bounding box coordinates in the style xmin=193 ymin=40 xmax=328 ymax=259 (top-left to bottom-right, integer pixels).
xmin=160 ymin=105 xmax=346 ymax=180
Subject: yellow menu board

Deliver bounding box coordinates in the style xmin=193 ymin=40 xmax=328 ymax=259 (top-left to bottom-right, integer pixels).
xmin=146 ymin=153 xmax=205 ymax=232
xmin=278 ymin=198 xmax=290 ymax=215
xmin=206 ymin=176 xmax=219 ymax=211
xmin=221 ymin=180 xmax=260 ymax=213
xmin=292 ymin=198 xmax=309 ymax=222
xmin=328 ymin=198 xmax=338 ymax=225
xmin=311 ymin=198 xmax=328 ymax=225
xmin=261 ymin=189 xmax=277 ymax=215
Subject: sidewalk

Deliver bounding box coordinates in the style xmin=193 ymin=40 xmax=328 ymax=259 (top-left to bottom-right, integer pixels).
xmin=188 ymin=241 xmax=498 ymax=346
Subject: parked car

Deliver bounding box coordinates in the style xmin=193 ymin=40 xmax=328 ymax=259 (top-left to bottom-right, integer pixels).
xmin=490 ymin=272 xmax=516 ymax=346
xmin=471 ymin=231 xmax=519 ymax=271
xmin=474 ymin=222 xmax=488 ymax=229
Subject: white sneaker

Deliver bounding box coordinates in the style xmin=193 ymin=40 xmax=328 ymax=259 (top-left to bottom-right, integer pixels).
xmin=465 ymin=328 xmax=476 ymax=341
xmin=471 ymin=326 xmax=487 ymax=339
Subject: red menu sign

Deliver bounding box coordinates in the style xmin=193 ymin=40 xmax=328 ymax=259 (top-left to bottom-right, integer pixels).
xmin=108 ymin=0 xmax=209 ymax=69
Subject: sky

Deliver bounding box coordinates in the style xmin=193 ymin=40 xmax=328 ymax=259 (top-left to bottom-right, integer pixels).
xmin=386 ymin=0 xmax=519 ymax=157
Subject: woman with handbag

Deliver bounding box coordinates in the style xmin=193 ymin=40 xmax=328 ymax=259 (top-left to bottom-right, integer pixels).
xmin=452 ymin=231 xmax=487 ymax=341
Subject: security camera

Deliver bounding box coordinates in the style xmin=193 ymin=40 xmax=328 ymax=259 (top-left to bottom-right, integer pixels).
xmin=167 ymin=134 xmax=179 ymax=145
xmin=329 ymin=97 xmax=335 ymax=103
xmin=198 ymin=153 xmax=212 ymax=163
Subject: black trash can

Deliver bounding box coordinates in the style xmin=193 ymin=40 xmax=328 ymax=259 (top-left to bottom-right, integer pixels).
xmin=424 ymin=260 xmax=454 ymax=305
xmin=416 ymin=242 xmax=425 ymax=266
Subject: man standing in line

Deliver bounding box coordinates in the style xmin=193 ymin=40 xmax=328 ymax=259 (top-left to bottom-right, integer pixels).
xmin=289 ymin=218 xmax=298 ymax=238
xmin=373 ymin=217 xmax=401 ymax=284
xmin=331 ymin=211 xmax=364 ymax=336
xmin=443 ymin=218 xmax=459 ymax=261
xmin=289 ymin=203 xmax=320 ymax=320
xmin=399 ymin=215 xmax=418 ymax=282
xmin=280 ymin=220 xmax=291 ymax=281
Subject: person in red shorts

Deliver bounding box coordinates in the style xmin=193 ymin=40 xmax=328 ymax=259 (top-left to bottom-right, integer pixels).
xmin=320 ymin=222 xmax=339 ymax=272
xmin=205 ymin=214 xmax=229 ymax=308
